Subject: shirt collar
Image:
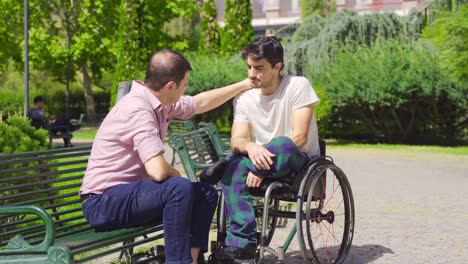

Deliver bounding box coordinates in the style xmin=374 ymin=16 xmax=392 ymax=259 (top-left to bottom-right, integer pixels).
xmin=131 ymin=80 xmax=161 ymax=111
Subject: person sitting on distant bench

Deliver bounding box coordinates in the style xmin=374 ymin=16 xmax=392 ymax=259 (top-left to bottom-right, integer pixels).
xmin=27 ymin=96 xmax=79 ymax=147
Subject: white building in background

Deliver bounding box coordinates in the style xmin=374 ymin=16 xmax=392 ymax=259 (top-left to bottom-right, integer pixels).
xmin=336 ymin=0 xmax=424 ymax=16
xmin=215 ymin=0 xmax=301 ymax=36
xmin=211 ymin=0 xmax=424 ymax=36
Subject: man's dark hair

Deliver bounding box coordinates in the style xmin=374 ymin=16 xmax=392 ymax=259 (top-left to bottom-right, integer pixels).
xmin=33 ymin=96 xmax=44 ymax=104
xmin=241 ymin=36 xmax=284 ymax=70
xmin=144 ymin=49 xmax=192 ymax=91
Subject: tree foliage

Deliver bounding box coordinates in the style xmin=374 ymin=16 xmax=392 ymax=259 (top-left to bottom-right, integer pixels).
xmin=221 ymin=0 xmax=254 ymax=56
xmin=301 ymin=0 xmax=336 ymax=18
xmin=110 ymin=0 xmax=199 ymax=106
xmin=0 ymin=0 xmax=199 ymax=116
xmin=0 ymin=0 xmax=24 ymax=74
xmin=422 ymin=4 xmax=468 ymax=87
xmin=284 ymin=10 xmax=423 ymax=75
xmin=199 ymin=0 xmax=221 ymax=54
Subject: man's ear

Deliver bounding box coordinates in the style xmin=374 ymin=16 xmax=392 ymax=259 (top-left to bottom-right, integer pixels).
xmin=274 ymin=62 xmax=282 ymax=72
xmin=163 ymin=81 xmax=177 ymax=91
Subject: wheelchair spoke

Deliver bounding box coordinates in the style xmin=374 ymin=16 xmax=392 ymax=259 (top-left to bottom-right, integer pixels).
xmin=297 ymin=163 xmax=354 ymax=264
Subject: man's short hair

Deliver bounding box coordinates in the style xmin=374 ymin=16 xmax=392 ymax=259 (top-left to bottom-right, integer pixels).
xmin=33 ymin=96 xmax=44 ymax=104
xmin=144 ymin=49 xmax=192 ymax=91
xmin=241 ymin=36 xmax=284 ymax=71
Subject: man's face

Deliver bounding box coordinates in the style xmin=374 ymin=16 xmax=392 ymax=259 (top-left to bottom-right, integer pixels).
xmin=37 ymin=101 xmax=45 ymax=109
xmin=246 ymin=57 xmax=281 ymax=89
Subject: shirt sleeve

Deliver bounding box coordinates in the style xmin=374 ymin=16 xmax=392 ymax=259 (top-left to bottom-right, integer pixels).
xmin=167 ymin=95 xmax=196 ymax=120
xmin=292 ymin=77 xmax=320 ymax=110
xmin=127 ymin=107 xmax=165 ymax=164
xmin=233 ymin=95 xmax=249 ymax=123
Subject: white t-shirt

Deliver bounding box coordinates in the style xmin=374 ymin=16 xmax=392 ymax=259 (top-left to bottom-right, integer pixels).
xmin=233 ymin=75 xmax=320 ymax=157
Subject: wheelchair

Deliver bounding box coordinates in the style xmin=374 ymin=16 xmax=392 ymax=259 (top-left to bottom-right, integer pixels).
xmin=168 ymin=124 xmax=354 ymax=264
xmin=208 ymin=141 xmax=355 ymax=264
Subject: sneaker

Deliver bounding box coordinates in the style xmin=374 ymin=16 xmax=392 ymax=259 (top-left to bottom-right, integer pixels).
xmin=198 ymin=157 xmax=228 ymax=185
xmin=211 ymin=246 xmax=257 ymax=262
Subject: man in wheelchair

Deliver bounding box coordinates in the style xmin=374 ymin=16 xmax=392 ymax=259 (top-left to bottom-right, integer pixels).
xmin=210 ymin=37 xmax=321 ymax=263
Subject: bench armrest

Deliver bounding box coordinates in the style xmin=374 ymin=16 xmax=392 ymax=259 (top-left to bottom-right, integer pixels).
xmin=191 ymin=163 xmax=211 ymax=169
xmin=0 ymin=205 xmax=54 ymax=253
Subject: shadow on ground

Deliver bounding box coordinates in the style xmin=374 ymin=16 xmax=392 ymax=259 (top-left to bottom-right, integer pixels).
xmin=259 ymin=244 xmax=393 ymax=263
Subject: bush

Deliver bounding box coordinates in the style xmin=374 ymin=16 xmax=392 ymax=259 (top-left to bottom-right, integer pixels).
xmin=312 ymin=85 xmax=332 ymax=136
xmin=312 ymin=39 xmax=466 ymax=144
xmin=0 ymin=116 xmax=49 ymax=154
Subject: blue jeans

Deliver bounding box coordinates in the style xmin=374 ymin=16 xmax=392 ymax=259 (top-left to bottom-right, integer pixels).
xmin=82 ymin=177 xmax=218 ymax=264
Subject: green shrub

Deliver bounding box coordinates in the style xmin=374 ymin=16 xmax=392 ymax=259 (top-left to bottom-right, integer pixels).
xmin=284 ymin=11 xmax=422 ymax=76
xmin=312 ymin=39 xmax=466 ymax=144
xmin=0 ymin=116 xmax=49 ymax=154
xmin=312 ymin=85 xmax=332 ymax=136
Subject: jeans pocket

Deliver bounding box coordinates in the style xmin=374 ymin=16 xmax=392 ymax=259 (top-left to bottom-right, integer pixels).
xmin=88 ymin=210 xmax=120 ymax=232
xmin=83 ymin=199 xmax=120 ymax=232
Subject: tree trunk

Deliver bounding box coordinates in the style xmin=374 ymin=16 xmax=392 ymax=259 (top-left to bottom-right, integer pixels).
xmin=80 ymin=63 xmax=97 ymax=123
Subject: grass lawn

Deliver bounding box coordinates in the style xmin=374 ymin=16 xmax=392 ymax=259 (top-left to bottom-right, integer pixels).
xmin=327 ymin=140 xmax=468 ymax=156
xmin=73 ymin=126 xmax=98 ymax=139
xmin=72 ymin=126 xmax=467 ymax=156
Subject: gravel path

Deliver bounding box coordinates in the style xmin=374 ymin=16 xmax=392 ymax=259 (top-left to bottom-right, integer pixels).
xmin=260 ymin=147 xmax=468 ymax=264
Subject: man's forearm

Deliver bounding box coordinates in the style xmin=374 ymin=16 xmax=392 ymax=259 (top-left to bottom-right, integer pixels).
xmin=194 ymin=79 xmax=250 ymax=114
xmin=231 ymin=137 xmax=254 ymax=155
xmin=288 ymin=133 xmax=308 ymax=149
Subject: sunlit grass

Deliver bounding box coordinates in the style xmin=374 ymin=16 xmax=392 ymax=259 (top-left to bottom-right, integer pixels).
xmin=73 ymin=126 xmax=98 ymax=139
xmin=327 ymin=140 xmax=468 ymax=155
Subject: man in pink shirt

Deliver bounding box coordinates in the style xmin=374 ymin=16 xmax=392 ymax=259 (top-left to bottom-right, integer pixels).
xmin=80 ymin=49 xmax=250 ymax=264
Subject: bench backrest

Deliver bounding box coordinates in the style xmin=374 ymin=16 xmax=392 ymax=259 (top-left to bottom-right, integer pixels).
xmin=0 ymin=146 xmax=92 ymax=249
xmin=116 ymin=81 xmax=132 ymax=103
xmin=168 ymin=124 xmax=225 ymax=182
xmin=168 ymin=119 xmax=196 ymax=135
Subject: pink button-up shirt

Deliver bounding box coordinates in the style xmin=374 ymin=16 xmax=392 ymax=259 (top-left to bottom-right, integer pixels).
xmin=80 ymin=80 xmax=196 ymax=195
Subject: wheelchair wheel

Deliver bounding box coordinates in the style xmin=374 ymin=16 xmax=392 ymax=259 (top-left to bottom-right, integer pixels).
xmin=296 ymin=160 xmax=355 ymax=264
xmin=254 ymin=197 xmax=279 ymax=247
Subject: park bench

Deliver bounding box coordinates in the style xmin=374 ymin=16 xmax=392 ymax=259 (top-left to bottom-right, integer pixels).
xmin=0 ymin=146 xmax=165 ymax=263
xmin=168 ymin=122 xmax=226 ymax=182
xmin=169 ymin=123 xmax=355 ymax=264
xmin=29 ymin=114 xmax=84 ymax=148
xmin=167 ymin=119 xmax=197 ymax=165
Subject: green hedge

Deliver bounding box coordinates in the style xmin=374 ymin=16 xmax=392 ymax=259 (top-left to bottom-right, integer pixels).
xmin=0 ymin=116 xmax=49 ymax=154
xmin=312 ymin=39 xmax=466 ymax=144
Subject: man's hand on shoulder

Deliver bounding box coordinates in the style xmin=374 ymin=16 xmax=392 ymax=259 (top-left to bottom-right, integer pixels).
xmin=193 ymin=78 xmax=252 ymax=114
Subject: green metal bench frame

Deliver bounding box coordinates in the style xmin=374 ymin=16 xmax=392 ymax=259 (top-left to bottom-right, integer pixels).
xmin=167 ymin=119 xmax=197 ymax=166
xmin=168 ymin=123 xmax=226 ymax=182
xmin=0 ymin=146 xmax=164 ymax=263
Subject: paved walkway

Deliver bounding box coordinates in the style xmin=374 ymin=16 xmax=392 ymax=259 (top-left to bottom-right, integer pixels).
xmin=59 ymin=139 xmax=468 ymax=263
